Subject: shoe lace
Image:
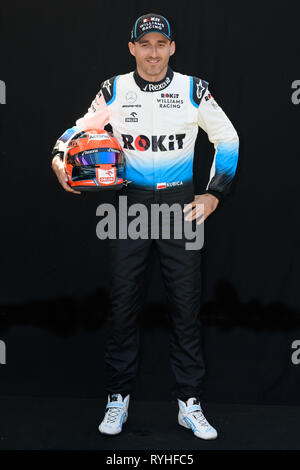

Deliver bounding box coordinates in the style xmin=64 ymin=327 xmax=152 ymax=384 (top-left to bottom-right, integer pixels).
xmin=105 ymin=406 xmax=123 ymax=424
xmin=189 ymin=404 xmax=210 ymax=428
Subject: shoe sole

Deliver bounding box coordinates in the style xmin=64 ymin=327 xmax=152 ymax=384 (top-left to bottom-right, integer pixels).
xmin=98 ymin=427 xmax=122 ymax=435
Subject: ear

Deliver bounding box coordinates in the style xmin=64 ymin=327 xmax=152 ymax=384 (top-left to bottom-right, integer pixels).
xmin=170 ymin=40 xmax=176 ymax=56
xmin=128 ymin=41 xmax=135 ymax=57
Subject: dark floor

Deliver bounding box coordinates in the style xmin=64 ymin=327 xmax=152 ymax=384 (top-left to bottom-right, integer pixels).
xmin=0 ymin=397 xmax=299 ymax=450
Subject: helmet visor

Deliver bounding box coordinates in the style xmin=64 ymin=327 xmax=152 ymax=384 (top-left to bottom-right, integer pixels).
xmin=67 ymin=149 xmax=124 ymax=166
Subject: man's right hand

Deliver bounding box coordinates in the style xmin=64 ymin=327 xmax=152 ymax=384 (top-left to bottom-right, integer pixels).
xmin=51 ymin=155 xmax=81 ymax=194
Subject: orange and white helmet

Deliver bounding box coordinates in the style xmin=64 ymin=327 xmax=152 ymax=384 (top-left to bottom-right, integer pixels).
xmin=64 ymin=128 xmax=126 ymax=191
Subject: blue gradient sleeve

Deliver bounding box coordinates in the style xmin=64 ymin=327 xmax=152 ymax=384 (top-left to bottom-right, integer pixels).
xmin=197 ymin=87 xmax=239 ymax=200
xmin=207 ymin=140 xmax=239 ymax=199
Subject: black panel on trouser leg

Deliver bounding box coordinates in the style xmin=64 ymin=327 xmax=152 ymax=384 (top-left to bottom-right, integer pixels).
xmin=104 ymin=208 xmax=152 ymax=396
xmin=156 ymin=215 xmax=205 ymax=402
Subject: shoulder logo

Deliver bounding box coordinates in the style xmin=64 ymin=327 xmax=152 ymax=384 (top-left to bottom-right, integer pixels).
xmin=196 ymin=80 xmax=205 ymax=99
xmin=102 ymin=79 xmax=112 ymax=96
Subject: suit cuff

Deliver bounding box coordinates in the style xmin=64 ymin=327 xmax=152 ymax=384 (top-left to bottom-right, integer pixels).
xmin=206 ymin=189 xmax=224 ymax=202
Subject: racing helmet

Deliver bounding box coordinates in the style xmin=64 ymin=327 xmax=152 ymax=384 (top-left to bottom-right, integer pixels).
xmin=64 ymin=128 xmax=126 ymax=191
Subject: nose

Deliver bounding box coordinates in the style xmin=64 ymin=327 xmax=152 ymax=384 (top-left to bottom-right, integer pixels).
xmin=148 ymin=45 xmax=159 ymax=57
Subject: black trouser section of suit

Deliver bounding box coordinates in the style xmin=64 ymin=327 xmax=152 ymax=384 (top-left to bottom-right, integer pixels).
xmin=104 ymin=183 xmax=205 ymax=401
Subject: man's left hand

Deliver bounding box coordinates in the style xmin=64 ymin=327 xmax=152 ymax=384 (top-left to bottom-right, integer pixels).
xmin=183 ymin=193 xmax=219 ymax=224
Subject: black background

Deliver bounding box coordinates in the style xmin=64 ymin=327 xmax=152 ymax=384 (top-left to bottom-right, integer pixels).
xmin=0 ymin=0 xmax=300 ymax=404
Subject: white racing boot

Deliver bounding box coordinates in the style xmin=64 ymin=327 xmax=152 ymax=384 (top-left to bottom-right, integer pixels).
xmin=98 ymin=393 xmax=130 ymax=435
xmin=178 ymin=397 xmax=218 ymax=440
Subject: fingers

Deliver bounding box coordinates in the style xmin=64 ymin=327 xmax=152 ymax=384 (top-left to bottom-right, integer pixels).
xmin=184 ymin=204 xmax=204 ymax=222
xmin=197 ymin=214 xmax=205 ymax=225
xmin=183 ymin=200 xmax=195 ymax=213
xmin=55 ymin=169 xmax=81 ymax=194
xmin=183 ymin=196 xmax=205 ymax=214
xmin=186 ymin=210 xmax=206 ymax=224
xmin=62 ymin=181 xmax=81 ymax=194
xmin=60 ymin=177 xmax=81 ymax=194
xmin=184 ymin=207 xmax=194 ymax=221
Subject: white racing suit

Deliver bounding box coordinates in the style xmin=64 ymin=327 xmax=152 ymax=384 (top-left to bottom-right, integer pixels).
xmin=53 ymin=66 xmax=239 ymax=197
xmin=52 ymin=67 xmax=239 ymax=400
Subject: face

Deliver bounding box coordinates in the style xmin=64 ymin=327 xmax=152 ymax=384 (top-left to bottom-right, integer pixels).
xmin=128 ymin=32 xmax=175 ymax=81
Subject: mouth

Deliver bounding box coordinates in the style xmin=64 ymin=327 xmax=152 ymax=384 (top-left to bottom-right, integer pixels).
xmin=146 ymin=59 xmax=160 ymax=64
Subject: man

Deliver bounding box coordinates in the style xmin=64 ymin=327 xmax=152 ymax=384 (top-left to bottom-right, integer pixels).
xmin=51 ymin=13 xmax=239 ymax=440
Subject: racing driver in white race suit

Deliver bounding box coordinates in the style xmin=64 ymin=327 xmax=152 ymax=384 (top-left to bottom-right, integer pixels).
xmin=51 ymin=13 xmax=239 ymax=440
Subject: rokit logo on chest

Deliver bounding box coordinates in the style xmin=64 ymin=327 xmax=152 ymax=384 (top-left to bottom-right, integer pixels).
xmin=121 ymin=134 xmax=186 ymax=151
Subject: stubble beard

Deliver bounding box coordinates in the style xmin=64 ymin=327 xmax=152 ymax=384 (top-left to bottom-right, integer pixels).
xmin=141 ymin=58 xmax=169 ymax=81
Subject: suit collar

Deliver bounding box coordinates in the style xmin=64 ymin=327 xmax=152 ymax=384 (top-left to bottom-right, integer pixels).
xmin=133 ymin=66 xmax=174 ymax=92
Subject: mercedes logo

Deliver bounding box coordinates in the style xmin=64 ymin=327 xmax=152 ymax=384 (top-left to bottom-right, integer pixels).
xmin=126 ymin=91 xmax=137 ymax=103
